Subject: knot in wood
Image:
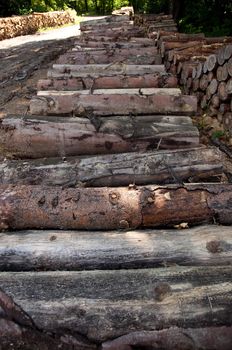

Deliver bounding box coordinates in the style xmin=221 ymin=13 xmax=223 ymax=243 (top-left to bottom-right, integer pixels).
xmin=109 ymin=192 xmax=119 ymax=205
xmin=153 ymin=282 xmax=172 ymax=302
xmin=147 ymin=196 xmax=154 ymax=204
xmin=119 ymin=219 xmax=130 ymax=230
xmin=206 ymin=240 xmax=223 ymax=254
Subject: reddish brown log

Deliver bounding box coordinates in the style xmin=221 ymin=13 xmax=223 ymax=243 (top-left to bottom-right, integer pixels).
xmin=37 ymin=74 xmax=178 ymax=91
xmin=0 ymin=115 xmax=199 ymax=159
xmin=0 ymin=184 xmax=232 ymax=230
xmin=30 ymin=90 xmax=197 ymax=116
xmin=102 ymin=327 xmax=232 ymax=350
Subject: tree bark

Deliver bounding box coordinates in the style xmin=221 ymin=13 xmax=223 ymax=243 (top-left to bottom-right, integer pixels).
xmin=0 ymin=115 xmax=199 ymax=159
xmin=0 ymin=266 xmax=231 ymax=342
xmin=30 ymin=91 xmax=197 ymax=116
xmin=0 ymin=184 xmax=232 ymax=230
xmin=0 ymin=147 xmax=222 ymax=187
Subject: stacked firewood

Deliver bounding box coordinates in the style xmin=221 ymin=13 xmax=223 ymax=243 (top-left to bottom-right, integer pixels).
xmin=157 ymin=30 xmax=232 ymax=136
xmin=0 ymin=10 xmax=76 ymax=41
xmin=134 ymin=13 xmax=177 ymax=38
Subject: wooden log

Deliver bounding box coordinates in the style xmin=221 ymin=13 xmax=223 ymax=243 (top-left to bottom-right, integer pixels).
xmin=217 ymin=64 xmax=228 ymax=81
xmin=0 ymin=224 xmax=232 ymax=271
xmin=30 ymin=91 xmax=198 ymax=116
xmin=71 ymin=46 xmax=158 ymax=57
xmin=226 ymin=78 xmax=232 ymax=94
xmin=0 ymin=266 xmax=231 ymax=342
xmin=218 ymin=82 xmax=229 ymax=101
xmin=206 ymin=54 xmax=218 ymax=72
xmin=74 ymin=40 xmax=154 ymax=49
xmin=199 ymin=74 xmax=209 ymax=91
xmin=228 ymin=57 xmax=232 ymax=77
xmin=0 ymin=183 xmax=232 ymax=230
xmin=38 ymin=74 xmax=178 ymax=91
xmin=56 ymin=52 xmax=162 ymax=65
xmin=80 ymin=22 xmax=132 ymax=31
xmin=224 ymin=44 xmax=232 ymax=60
xmin=207 ymin=79 xmax=218 ymax=96
xmin=48 ymin=64 xmax=165 ymax=78
xmin=0 ymin=147 xmax=222 ymax=187
xmin=102 ymin=327 xmax=232 ymax=350
xmin=219 ymin=103 xmax=230 ymax=114
xmin=0 ymin=115 xmax=199 ymax=159
xmin=79 ymin=15 xmax=129 ymax=27
xmin=157 ymin=31 xmax=205 ymax=40
xmin=217 ymin=47 xmax=226 ymax=66
xmin=223 ymin=112 xmax=232 ymax=132
xmin=81 ymin=28 xmax=145 ymax=37
xmin=211 ymin=94 xmax=220 ymax=108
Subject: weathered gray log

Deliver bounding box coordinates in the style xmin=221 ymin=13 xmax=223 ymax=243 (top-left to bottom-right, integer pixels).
xmin=0 ymin=266 xmax=231 ymax=342
xmin=80 ymin=21 xmax=132 ymax=31
xmin=70 ymin=46 xmax=158 ymax=57
xmin=0 ymin=115 xmax=199 ymax=159
xmin=0 ymin=225 xmax=231 ymax=271
xmin=102 ymin=327 xmax=232 ymax=350
xmin=30 ymin=91 xmax=197 ymax=116
xmin=74 ymin=40 xmax=154 ymax=48
xmin=0 ymin=147 xmax=222 ymax=187
xmin=48 ymin=64 xmax=165 ymax=78
xmin=56 ymin=52 xmax=162 ymax=65
xmin=80 ymin=15 xmax=129 ymax=28
xmin=0 ymin=184 xmax=232 ymax=230
xmin=38 ymin=73 xmax=178 ymax=91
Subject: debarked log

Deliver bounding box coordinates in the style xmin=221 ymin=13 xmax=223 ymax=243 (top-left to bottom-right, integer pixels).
xmin=30 ymin=91 xmax=197 ymax=116
xmin=0 ymin=266 xmax=231 ymax=342
xmin=38 ymin=73 xmax=178 ymax=91
xmin=102 ymin=327 xmax=232 ymax=350
xmin=56 ymin=52 xmax=162 ymax=65
xmin=0 ymin=147 xmax=222 ymax=187
xmin=48 ymin=64 xmax=165 ymax=78
xmin=0 ymin=115 xmax=199 ymax=158
xmin=0 ymin=225 xmax=231 ymax=271
xmin=0 ymin=184 xmax=232 ymax=230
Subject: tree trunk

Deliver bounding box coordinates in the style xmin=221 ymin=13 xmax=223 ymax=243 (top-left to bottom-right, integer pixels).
xmin=0 ymin=147 xmax=222 ymax=187
xmin=0 ymin=184 xmax=232 ymax=230
xmin=30 ymin=90 xmax=197 ymax=116
xmin=0 ymin=266 xmax=231 ymax=342
xmin=0 ymin=225 xmax=231 ymax=271
xmin=0 ymin=115 xmax=199 ymax=159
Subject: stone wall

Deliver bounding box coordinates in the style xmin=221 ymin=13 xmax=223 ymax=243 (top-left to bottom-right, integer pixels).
xmin=0 ymin=10 xmax=76 ymax=41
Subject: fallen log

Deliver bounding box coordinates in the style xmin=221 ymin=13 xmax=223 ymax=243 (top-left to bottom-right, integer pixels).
xmin=0 ymin=184 xmax=232 ymax=230
xmin=0 ymin=147 xmax=221 ymax=187
xmin=70 ymin=46 xmax=158 ymax=56
xmin=102 ymin=327 xmax=232 ymax=350
xmin=0 ymin=225 xmax=230 ymax=271
xmin=48 ymin=64 xmax=165 ymax=78
xmin=56 ymin=52 xmax=162 ymax=65
xmin=38 ymin=73 xmax=178 ymax=91
xmin=0 ymin=266 xmax=231 ymax=342
xmin=30 ymin=91 xmax=197 ymax=116
xmin=0 ymin=115 xmax=199 ymax=158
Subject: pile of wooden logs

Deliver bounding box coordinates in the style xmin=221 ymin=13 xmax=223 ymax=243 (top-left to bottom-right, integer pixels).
xmin=134 ymin=13 xmax=177 ymax=37
xmin=0 ymin=10 xmax=76 ymax=41
xmin=157 ymin=31 xmax=232 ymax=137
xmin=0 ymin=12 xmax=231 ymax=350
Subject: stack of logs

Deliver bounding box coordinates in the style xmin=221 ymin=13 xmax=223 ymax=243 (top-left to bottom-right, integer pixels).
xmin=134 ymin=13 xmax=177 ymax=37
xmin=0 ymin=12 xmax=232 ymax=350
xmin=157 ymin=31 xmax=232 ymax=137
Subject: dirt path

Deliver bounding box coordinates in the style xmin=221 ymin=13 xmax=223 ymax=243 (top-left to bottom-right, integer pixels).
xmin=0 ymin=19 xmax=103 ymax=115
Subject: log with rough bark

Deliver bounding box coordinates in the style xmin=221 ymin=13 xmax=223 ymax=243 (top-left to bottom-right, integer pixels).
xmin=80 ymin=21 xmax=132 ymax=31
xmin=0 ymin=225 xmax=231 ymax=271
xmin=30 ymin=90 xmax=197 ymax=116
xmin=48 ymin=64 xmax=165 ymax=78
xmin=102 ymin=327 xmax=232 ymax=350
xmin=70 ymin=47 xmax=158 ymax=56
xmin=0 ymin=147 xmax=222 ymax=187
xmin=81 ymin=27 xmax=145 ymax=38
xmin=80 ymin=15 xmax=129 ymax=28
xmin=74 ymin=40 xmax=154 ymax=48
xmin=0 ymin=115 xmax=199 ymax=159
xmin=38 ymin=73 xmax=178 ymax=91
xmin=0 ymin=184 xmax=232 ymax=230
xmin=0 ymin=266 xmax=231 ymax=342
xmin=56 ymin=52 xmax=162 ymax=65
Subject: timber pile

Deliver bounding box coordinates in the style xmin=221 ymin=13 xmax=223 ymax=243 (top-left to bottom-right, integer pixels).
xmin=0 ymin=10 xmax=76 ymax=41
xmin=0 ymin=13 xmax=231 ymax=350
xmin=157 ymin=30 xmax=232 ymax=137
